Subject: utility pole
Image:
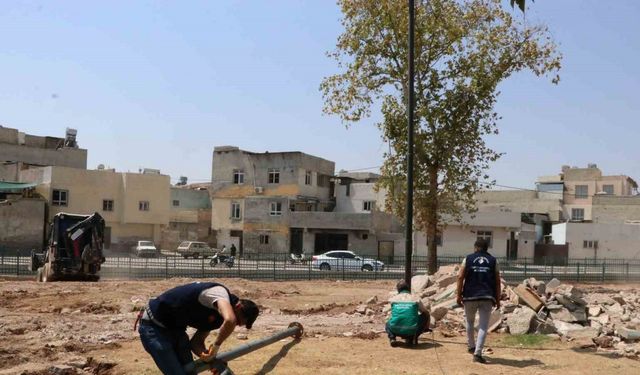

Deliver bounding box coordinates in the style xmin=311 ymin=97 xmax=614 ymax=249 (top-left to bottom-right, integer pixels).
xmin=404 ymin=0 xmax=415 ymax=285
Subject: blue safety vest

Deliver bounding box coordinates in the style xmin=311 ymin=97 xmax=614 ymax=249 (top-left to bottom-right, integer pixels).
xmin=462 ymin=252 xmax=497 ymax=302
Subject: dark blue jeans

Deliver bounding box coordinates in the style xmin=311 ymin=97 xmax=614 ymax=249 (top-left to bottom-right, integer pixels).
xmin=386 ymin=312 xmax=429 ymax=340
xmin=138 ymin=321 xmax=196 ymax=375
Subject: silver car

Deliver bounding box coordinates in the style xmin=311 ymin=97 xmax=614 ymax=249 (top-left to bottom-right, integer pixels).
xmin=311 ymin=250 xmax=384 ymax=271
xmin=176 ymin=241 xmax=215 ymax=259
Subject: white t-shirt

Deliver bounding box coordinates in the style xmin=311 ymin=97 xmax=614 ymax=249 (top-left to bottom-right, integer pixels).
xmin=198 ymin=285 xmax=231 ymax=311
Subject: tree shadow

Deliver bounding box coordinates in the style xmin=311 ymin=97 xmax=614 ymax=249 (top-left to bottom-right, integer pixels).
xmin=254 ymin=339 xmax=301 ymax=375
xmin=487 ymin=357 xmax=544 ymax=368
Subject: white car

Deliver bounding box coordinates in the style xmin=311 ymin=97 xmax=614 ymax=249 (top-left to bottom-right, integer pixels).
xmin=312 ymin=250 xmax=384 ymax=271
xmin=176 ymin=241 xmax=215 ymax=259
xmin=135 ymin=241 xmax=159 ymax=258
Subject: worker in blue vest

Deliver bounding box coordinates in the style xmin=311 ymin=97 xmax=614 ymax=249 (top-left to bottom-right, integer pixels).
xmin=136 ymin=281 xmax=259 ymax=374
xmin=456 ymin=238 xmax=501 ymax=364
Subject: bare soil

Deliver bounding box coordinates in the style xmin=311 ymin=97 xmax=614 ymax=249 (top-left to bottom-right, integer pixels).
xmin=0 ymin=278 xmax=638 ymax=375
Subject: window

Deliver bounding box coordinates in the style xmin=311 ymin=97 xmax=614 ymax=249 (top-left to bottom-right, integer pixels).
xmin=270 ymin=202 xmax=282 ymax=216
xmin=575 ymin=185 xmax=588 ymax=199
xmin=268 ymin=168 xmax=280 ymax=184
xmin=172 ymin=200 xmax=180 ymax=207
xmin=476 ymin=231 xmax=493 ymax=247
xmin=305 ymin=170 xmax=312 ymax=185
xmin=139 ymin=201 xmax=150 ymax=211
xmin=233 ymin=170 xmax=244 ymax=184
xmin=103 ymin=199 xmax=114 ymax=211
xmin=363 ymin=201 xmax=375 ymax=212
xmin=231 ymin=202 xmax=241 ymax=219
xmin=52 ymin=189 xmax=68 ymax=206
xmin=572 ymin=208 xmax=585 ymax=221
xmin=259 ymin=234 xmax=269 ymax=244
xmin=583 ymin=240 xmax=598 ymax=249
xmin=603 ymin=185 xmax=614 ymax=195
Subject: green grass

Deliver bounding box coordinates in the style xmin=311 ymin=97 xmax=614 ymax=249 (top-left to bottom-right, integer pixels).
xmin=500 ymin=334 xmax=553 ymax=348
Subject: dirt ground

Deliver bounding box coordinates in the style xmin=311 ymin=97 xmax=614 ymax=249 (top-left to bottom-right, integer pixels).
xmin=1 ymin=277 xmax=638 ymax=375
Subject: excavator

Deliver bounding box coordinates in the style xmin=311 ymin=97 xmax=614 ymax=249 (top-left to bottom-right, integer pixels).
xmin=31 ymin=212 xmax=106 ymax=282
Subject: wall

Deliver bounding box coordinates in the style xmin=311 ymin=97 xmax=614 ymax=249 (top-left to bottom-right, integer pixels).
xmin=335 ymin=183 xmax=386 ymax=213
xmin=592 ymin=196 xmax=640 ymax=224
xmin=0 ymin=198 xmax=45 ymax=252
xmin=415 ymin=225 xmax=512 ymax=258
xmin=477 ymin=190 xmax=563 ymax=221
xmin=171 ymin=187 xmax=211 ymax=210
xmin=552 ymin=222 xmax=640 ymax=259
xmin=0 ymin=143 xmax=87 ymax=169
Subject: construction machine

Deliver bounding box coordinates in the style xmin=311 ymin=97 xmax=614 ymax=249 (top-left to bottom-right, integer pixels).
xmin=31 ymin=212 xmax=106 ymax=282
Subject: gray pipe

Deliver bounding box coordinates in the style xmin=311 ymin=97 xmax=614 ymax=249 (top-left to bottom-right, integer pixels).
xmin=184 ymin=322 xmax=303 ymax=374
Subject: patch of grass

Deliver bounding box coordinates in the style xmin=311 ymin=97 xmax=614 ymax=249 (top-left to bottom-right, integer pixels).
xmin=500 ymin=334 xmax=552 ymax=348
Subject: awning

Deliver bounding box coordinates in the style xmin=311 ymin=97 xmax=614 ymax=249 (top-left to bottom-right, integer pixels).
xmin=0 ymin=181 xmax=37 ymax=193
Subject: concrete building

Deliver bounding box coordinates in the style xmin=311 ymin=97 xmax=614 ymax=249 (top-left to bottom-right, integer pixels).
xmin=20 ymin=166 xmax=170 ymax=251
xmin=592 ymin=196 xmax=640 ymax=224
xmin=414 ymin=211 xmax=535 ymax=259
xmin=0 ymin=182 xmax=46 ymax=253
xmin=552 ymin=222 xmax=640 ymax=260
xmin=0 ymin=126 xmax=87 ymax=181
xmin=210 ymin=146 xmax=335 ymax=256
xmin=161 ymin=185 xmax=215 ymax=251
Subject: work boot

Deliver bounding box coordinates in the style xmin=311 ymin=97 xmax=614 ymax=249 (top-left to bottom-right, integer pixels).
xmin=390 ymin=338 xmax=400 ymax=348
xmin=467 ymin=347 xmax=475 ymax=354
xmin=473 ymin=354 xmax=487 ymax=364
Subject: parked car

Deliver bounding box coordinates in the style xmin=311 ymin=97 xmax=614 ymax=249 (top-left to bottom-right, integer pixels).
xmin=176 ymin=241 xmax=215 ymax=258
xmin=311 ymin=250 xmax=384 ymax=271
xmin=135 ymin=241 xmax=159 ymax=258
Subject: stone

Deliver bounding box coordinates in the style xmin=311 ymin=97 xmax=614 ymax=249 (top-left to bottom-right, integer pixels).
xmin=47 ymin=365 xmax=76 ymax=375
xmin=514 ymin=285 xmax=545 ymax=312
xmin=382 ymin=304 xmax=391 ymax=314
xmin=507 ymin=307 xmax=537 ymax=335
xmin=356 ymin=305 xmax=367 ymax=315
xmin=434 ymin=264 xmax=459 ymax=278
xmin=66 ymin=357 xmax=88 ymax=369
xmin=437 ymin=275 xmax=458 ymax=289
xmin=607 ymin=303 xmax=624 ymax=315
xmin=546 ymin=278 xmax=561 ymax=294
xmin=622 ymin=315 xmax=631 ymax=322
xmin=567 ymin=327 xmax=600 ymax=340
xmin=431 ymin=306 xmax=449 ymax=321
xmin=553 ymin=320 xmax=588 ymax=336
xmin=546 ymin=333 xmax=561 ymax=340
xmin=612 ymin=295 xmax=626 ymax=306
xmin=536 ymin=282 xmax=546 ymax=296
xmin=501 ymin=303 xmax=517 ymax=314
xmin=594 ymin=335 xmax=614 ymax=348
xmin=534 ymin=319 xmax=557 ymax=335
xmin=411 ymin=275 xmax=432 ymax=294
xmin=618 ymin=327 xmax=640 ymax=341
xmin=365 ymin=308 xmax=375 ymax=316
xmin=488 ymin=310 xmax=503 ymax=333
xmin=433 ymin=284 xmax=457 ymax=303
xmin=420 ymin=287 xmax=438 ymax=298
xmin=555 ymin=295 xmax=578 ymax=311
xmin=546 ymin=303 xmax=564 ymax=311
xmin=550 ymin=307 xmax=586 ymax=323
xmin=366 ymin=296 xmax=378 ymax=305
xmin=588 ymin=306 xmax=602 ymax=317
xmin=586 ymin=293 xmax=617 ymax=306
xmin=573 ymin=337 xmax=596 ymax=349
xmin=236 ymin=333 xmax=248 ymax=340
xmin=342 ymin=332 xmax=354 ymax=337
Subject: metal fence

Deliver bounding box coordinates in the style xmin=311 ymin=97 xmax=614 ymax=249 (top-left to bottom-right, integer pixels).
xmin=2 ymin=253 xmax=640 ymax=283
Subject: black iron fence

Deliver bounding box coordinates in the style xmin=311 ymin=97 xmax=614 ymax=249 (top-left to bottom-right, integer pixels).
xmin=1 ymin=252 xmax=640 ymax=283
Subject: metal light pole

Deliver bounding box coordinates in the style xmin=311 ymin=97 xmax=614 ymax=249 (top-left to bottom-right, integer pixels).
xmin=404 ymin=0 xmax=415 ymax=285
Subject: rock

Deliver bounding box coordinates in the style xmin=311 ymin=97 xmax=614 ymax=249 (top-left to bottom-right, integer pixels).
xmin=366 ymin=296 xmax=378 ymax=305
xmin=546 ymin=278 xmax=561 ymax=294
xmin=66 ymin=357 xmax=88 ymax=369
xmin=356 ymin=305 xmax=367 ymax=315
xmin=433 ymin=284 xmax=457 ymax=303
xmin=607 ymin=303 xmax=624 ymax=315
xmin=588 ymin=306 xmax=602 ymax=317
xmin=507 ymin=307 xmax=537 ymax=335
xmin=612 ymin=295 xmax=626 ymax=306
xmin=550 ymin=307 xmax=586 ymax=323
xmin=500 ymin=303 xmax=517 ymax=314
xmin=488 ymin=311 xmax=503 ymax=333
xmin=618 ymin=327 xmax=640 ymax=341
xmin=567 ymin=327 xmax=600 ymax=340
xmin=573 ymin=337 xmax=596 ymax=349
xmin=536 ymin=282 xmax=546 ymax=296
xmin=555 ymin=295 xmax=578 ymax=311
xmin=434 ymin=264 xmax=459 ymax=278
xmin=60 ymin=308 xmax=72 ymax=314
xmin=47 ymin=365 xmax=77 ymax=375
xmin=431 ymin=306 xmax=449 ymax=321
xmin=594 ymin=335 xmax=614 ymax=348
xmin=622 ymin=315 xmax=631 ymax=322
xmin=546 ymin=303 xmax=564 ymax=311
xmin=586 ymin=293 xmax=617 ymax=306
xmin=382 ymin=304 xmax=391 ymax=314
xmin=546 ymin=333 xmax=561 ymax=340
xmin=343 ymin=331 xmax=354 ymax=337
xmin=533 ymin=318 xmax=557 ymax=334
xmin=236 ymin=333 xmax=248 ymax=340
xmin=436 ymin=275 xmax=458 ymax=289
xmin=411 ymin=275 xmax=432 ymax=294
xmin=365 ymin=308 xmax=375 ymax=316
xmin=420 ymin=287 xmax=438 ymax=298
xmin=553 ymin=320 xmax=588 ymax=336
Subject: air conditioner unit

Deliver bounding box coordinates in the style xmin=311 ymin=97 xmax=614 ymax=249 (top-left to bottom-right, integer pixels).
xmin=255 ymin=186 xmax=264 ymax=194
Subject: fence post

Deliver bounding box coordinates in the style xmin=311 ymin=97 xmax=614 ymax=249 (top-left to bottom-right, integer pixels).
xmin=524 ymin=258 xmax=528 ymax=278
xmin=551 ymin=263 xmax=554 ymax=278
xmin=601 ymin=263 xmax=606 ymax=283
xmin=16 ymin=253 xmax=20 ymax=277
xmin=576 ymin=263 xmax=580 ymax=283
xmin=626 ymin=263 xmax=630 ymax=281
xmin=272 ymin=256 xmax=276 ymax=281
xmin=202 ymin=256 xmax=205 ymax=278
xmin=128 ymin=256 xmax=132 ymax=278
xmin=165 ymin=256 xmax=168 ymax=279
xmin=308 ymin=258 xmax=311 ymax=281
xmin=342 ymin=258 xmax=345 ymax=281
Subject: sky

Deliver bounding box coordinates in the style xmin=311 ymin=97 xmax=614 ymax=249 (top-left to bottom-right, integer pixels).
xmin=1 ymin=0 xmax=639 ymax=187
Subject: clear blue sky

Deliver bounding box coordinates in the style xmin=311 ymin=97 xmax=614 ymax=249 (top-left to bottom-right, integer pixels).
xmin=1 ymin=1 xmax=639 ymax=187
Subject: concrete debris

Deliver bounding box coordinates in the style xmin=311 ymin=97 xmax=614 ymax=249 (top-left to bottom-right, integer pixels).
xmin=407 ymin=264 xmax=640 ymax=358
xmin=365 ymin=296 xmax=378 ymax=305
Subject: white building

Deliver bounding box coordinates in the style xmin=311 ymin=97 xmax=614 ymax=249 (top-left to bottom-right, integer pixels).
xmin=552 ymin=222 xmax=640 ymax=260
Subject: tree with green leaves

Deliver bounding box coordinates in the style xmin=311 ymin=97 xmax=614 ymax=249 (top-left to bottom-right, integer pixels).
xmin=321 ymin=0 xmax=561 ymax=274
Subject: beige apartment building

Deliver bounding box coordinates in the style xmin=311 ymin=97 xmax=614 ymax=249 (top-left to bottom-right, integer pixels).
xmin=20 ymin=166 xmax=170 ymax=251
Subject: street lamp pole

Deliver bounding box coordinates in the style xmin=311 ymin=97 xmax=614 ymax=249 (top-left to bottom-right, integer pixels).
xmin=404 ymin=0 xmax=415 ymax=285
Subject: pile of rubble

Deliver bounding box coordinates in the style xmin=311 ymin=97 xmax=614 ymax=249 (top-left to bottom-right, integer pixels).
xmin=408 ymin=264 xmax=640 ymax=358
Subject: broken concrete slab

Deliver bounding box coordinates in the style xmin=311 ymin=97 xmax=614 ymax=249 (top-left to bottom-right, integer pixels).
xmin=431 ymin=306 xmax=449 ymax=321
xmin=514 ymin=284 xmax=545 ymax=312
xmin=588 ymin=306 xmax=602 ymax=317
xmin=612 ymin=295 xmax=626 ymax=306
xmin=594 ymin=335 xmax=614 ymax=348
xmin=618 ymin=327 xmax=640 ymax=341
xmin=433 ymin=284 xmax=457 ymax=303
xmin=534 ymin=318 xmax=557 ymax=335
xmin=546 ymin=278 xmax=561 ymax=294
xmin=507 ymin=307 xmax=536 ymax=335
xmin=567 ymin=327 xmax=600 ymax=340
xmin=586 ymin=293 xmax=617 ymax=306
xmin=434 ymin=264 xmax=459 ymax=278
xmin=550 ymin=307 xmax=587 ymax=323
xmin=607 ymin=303 xmax=624 ymax=315
xmin=553 ymin=320 xmax=587 ymax=336
xmin=436 ymin=275 xmax=458 ymax=289
xmin=411 ymin=274 xmax=432 ymax=294
xmin=555 ymin=294 xmax=578 ymax=311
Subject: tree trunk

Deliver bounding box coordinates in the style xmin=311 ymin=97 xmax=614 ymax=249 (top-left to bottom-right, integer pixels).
xmin=427 ymin=165 xmax=439 ymax=275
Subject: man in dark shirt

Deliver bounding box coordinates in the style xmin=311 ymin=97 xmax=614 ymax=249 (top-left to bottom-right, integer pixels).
xmin=456 ymin=239 xmax=501 ymax=364
xmin=137 ymin=281 xmax=259 ymax=374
